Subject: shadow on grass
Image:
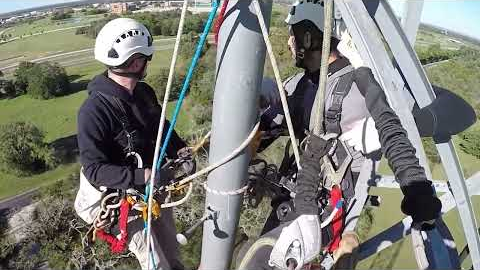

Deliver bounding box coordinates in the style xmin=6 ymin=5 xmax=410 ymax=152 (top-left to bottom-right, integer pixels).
xmin=68 ymin=74 xmax=89 ymax=95
xmin=50 ymin=134 xmax=78 ymax=164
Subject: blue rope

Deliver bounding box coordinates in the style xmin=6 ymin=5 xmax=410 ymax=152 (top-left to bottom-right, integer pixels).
xmin=145 ymin=2 xmax=220 ymax=268
xmin=155 ymin=0 xmax=219 ymax=172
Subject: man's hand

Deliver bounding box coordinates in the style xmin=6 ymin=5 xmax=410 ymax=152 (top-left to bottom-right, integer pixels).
xmin=269 ymin=215 xmax=322 ymax=270
xmin=401 ymin=182 xmax=442 ymax=230
xmin=260 ymin=77 xmax=281 ymax=109
xmin=143 ymin=167 xmax=175 ymax=187
xmin=177 ymin=147 xmax=196 ymax=177
xmin=340 ymin=117 xmax=381 ymax=154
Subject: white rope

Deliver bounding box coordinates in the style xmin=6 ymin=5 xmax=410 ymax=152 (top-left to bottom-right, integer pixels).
xmin=146 ymin=1 xmax=189 ymax=269
xmin=174 ymin=122 xmax=260 ymax=187
xmin=161 ymin=182 xmax=194 ymax=208
xmin=253 ymin=0 xmax=301 ymax=170
xmin=203 ymin=182 xmax=248 ymax=196
xmin=160 ymin=122 xmax=260 ymax=208
xmin=312 ymin=0 xmax=334 ymax=136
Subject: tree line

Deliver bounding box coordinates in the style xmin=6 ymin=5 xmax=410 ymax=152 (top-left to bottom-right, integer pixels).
xmin=0 ymin=61 xmax=71 ymax=100
xmin=75 ymin=10 xmax=208 ymax=39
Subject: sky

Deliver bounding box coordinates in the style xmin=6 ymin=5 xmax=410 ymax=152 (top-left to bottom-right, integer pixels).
xmin=0 ymin=0 xmax=479 ymax=39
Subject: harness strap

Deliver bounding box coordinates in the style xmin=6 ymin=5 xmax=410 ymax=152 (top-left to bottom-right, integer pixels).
xmin=96 ymin=92 xmax=135 ymax=153
xmin=324 ymin=71 xmax=355 ymax=135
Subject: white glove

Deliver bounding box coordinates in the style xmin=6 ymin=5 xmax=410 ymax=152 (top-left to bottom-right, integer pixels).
xmin=337 ymin=31 xmax=364 ymax=69
xmin=340 ymin=117 xmax=381 ymax=154
xmin=260 ymin=77 xmax=281 ymax=109
xmin=269 ymin=215 xmax=322 ymax=270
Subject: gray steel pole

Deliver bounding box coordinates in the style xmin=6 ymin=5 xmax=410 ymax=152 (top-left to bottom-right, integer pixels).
xmin=200 ymin=1 xmax=272 ymax=269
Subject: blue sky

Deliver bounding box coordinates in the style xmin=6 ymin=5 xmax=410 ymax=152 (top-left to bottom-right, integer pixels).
xmin=1 ymin=0 xmax=479 ymax=39
xmin=388 ymin=0 xmax=480 ymax=39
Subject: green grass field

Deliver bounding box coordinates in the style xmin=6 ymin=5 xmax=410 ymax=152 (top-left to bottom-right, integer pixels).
xmin=0 ymin=29 xmax=94 ymax=61
xmin=1 ymin=13 xmax=103 ymax=38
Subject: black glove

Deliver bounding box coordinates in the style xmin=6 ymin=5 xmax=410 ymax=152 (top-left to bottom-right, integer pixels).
xmin=401 ymin=182 xmax=442 ymax=230
xmin=176 ymin=147 xmax=196 ymax=177
xmin=294 ymin=133 xmax=335 ymax=215
xmin=154 ymin=167 xmax=176 ymax=187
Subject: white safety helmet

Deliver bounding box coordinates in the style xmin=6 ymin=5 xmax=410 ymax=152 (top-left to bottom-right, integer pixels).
xmin=285 ymin=0 xmax=342 ymax=40
xmin=94 ymin=18 xmax=154 ymax=67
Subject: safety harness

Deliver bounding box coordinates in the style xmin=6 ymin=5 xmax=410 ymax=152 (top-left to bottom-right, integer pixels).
xmin=276 ymin=68 xmax=355 ymax=252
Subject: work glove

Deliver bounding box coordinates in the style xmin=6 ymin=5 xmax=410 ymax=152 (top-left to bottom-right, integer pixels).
xmin=340 ymin=117 xmax=381 ymax=154
xmin=401 ymin=182 xmax=442 ymax=231
xmin=269 ymin=215 xmax=322 ymax=270
xmin=176 ymin=147 xmax=196 ymax=177
xmin=295 ymin=133 xmax=335 ymax=215
xmin=260 ymin=77 xmax=281 ymax=109
xmin=338 ymin=31 xmax=364 ymax=69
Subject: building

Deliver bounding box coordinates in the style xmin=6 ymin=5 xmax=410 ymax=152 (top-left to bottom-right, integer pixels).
xmin=111 ymin=3 xmax=129 ymax=14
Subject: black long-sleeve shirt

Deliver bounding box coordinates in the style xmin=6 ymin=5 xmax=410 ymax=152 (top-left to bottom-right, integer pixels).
xmin=77 ymin=73 xmax=186 ymax=190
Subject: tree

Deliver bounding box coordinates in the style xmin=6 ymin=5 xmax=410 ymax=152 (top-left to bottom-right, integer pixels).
xmin=0 ymin=122 xmax=57 ymax=176
xmin=146 ymin=68 xmax=184 ymax=101
xmin=0 ymin=79 xmax=15 ymax=97
xmin=14 ymin=61 xmax=35 ymax=95
xmin=25 ymin=62 xmax=70 ymax=99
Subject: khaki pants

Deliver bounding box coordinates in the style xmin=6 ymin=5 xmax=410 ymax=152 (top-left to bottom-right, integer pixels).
xmin=116 ymin=208 xmax=184 ymax=270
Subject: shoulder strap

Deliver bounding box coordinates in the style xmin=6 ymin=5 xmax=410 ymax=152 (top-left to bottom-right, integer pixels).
xmin=324 ymin=71 xmax=355 ymax=135
xmin=96 ymin=92 xmax=131 ymax=132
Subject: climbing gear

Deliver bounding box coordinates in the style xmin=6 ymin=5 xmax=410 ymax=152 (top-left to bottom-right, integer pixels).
xmin=95 ymin=198 xmax=130 ymax=253
xmin=269 ymin=215 xmax=322 ymax=270
xmin=295 ymin=133 xmax=336 ymax=215
xmin=74 ymin=169 xmax=107 ymax=224
xmin=312 ymin=0 xmax=334 ymax=136
xmin=96 ymin=91 xmax=140 ymax=159
xmin=269 ymin=201 xmax=343 ymax=270
xmin=95 ymin=18 xmax=154 ymax=67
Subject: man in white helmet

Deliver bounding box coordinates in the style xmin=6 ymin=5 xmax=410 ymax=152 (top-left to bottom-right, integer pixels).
xmin=238 ymin=1 xmax=450 ymax=269
xmin=75 ymin=18 xmax=193 ymax=270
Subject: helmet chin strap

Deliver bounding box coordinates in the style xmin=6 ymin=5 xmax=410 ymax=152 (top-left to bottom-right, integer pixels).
xmin=109 ymin=60 xmax=148 ymax=80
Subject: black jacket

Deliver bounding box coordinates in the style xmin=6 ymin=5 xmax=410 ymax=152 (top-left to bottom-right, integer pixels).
xmin=77 ymin=73 xmax=186 ymax=190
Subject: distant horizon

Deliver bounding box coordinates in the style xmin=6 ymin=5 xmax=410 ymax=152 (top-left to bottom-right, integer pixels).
xmin=1 ymin=0 xmax=479 ymax=40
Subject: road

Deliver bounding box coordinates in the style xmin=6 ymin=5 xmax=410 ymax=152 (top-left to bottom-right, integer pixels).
xmin=0 ymin=37 xmax=176 ymax=74
xmin=0 ymin=25 xmax=90 ymax=44
xmin=0 ymin=188 xmax=38 ymax=212
xmin=423 ymin=59 xmax=450 ymax=68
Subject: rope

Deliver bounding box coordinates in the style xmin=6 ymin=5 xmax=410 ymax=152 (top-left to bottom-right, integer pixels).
xmin=146 ymin=2 xmax=219 ymax=269
xmin=213 ymin=0 xmax=229 ymax=45
xmin=312 ymin=0 xmax=334 ymax=136
xmin=253 ymin=0 xmax=301 ymax=170
xmin=160 ymin=122 xmax=260 ymax=209
xmin=145 ymin=1 xmax=189 ymax=269
xmin=238 ymin=237 xmax=277 ymax=270
xmin=95 ymin=199 xmax=130 ymax=253
xmin=203 ymin=182 xmax=248 ymax=196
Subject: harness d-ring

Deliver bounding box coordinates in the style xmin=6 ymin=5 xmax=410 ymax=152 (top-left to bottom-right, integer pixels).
xmin=126 ymin=152 xmax=143 ymax=169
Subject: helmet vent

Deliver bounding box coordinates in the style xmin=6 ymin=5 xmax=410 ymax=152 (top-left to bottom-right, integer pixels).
xmin=108 ymin=48 xmax=119 ymax=58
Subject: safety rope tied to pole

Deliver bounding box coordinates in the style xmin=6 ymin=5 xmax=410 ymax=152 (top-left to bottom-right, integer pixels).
xmin=96 ymin=199 xmax=130 ymax=253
